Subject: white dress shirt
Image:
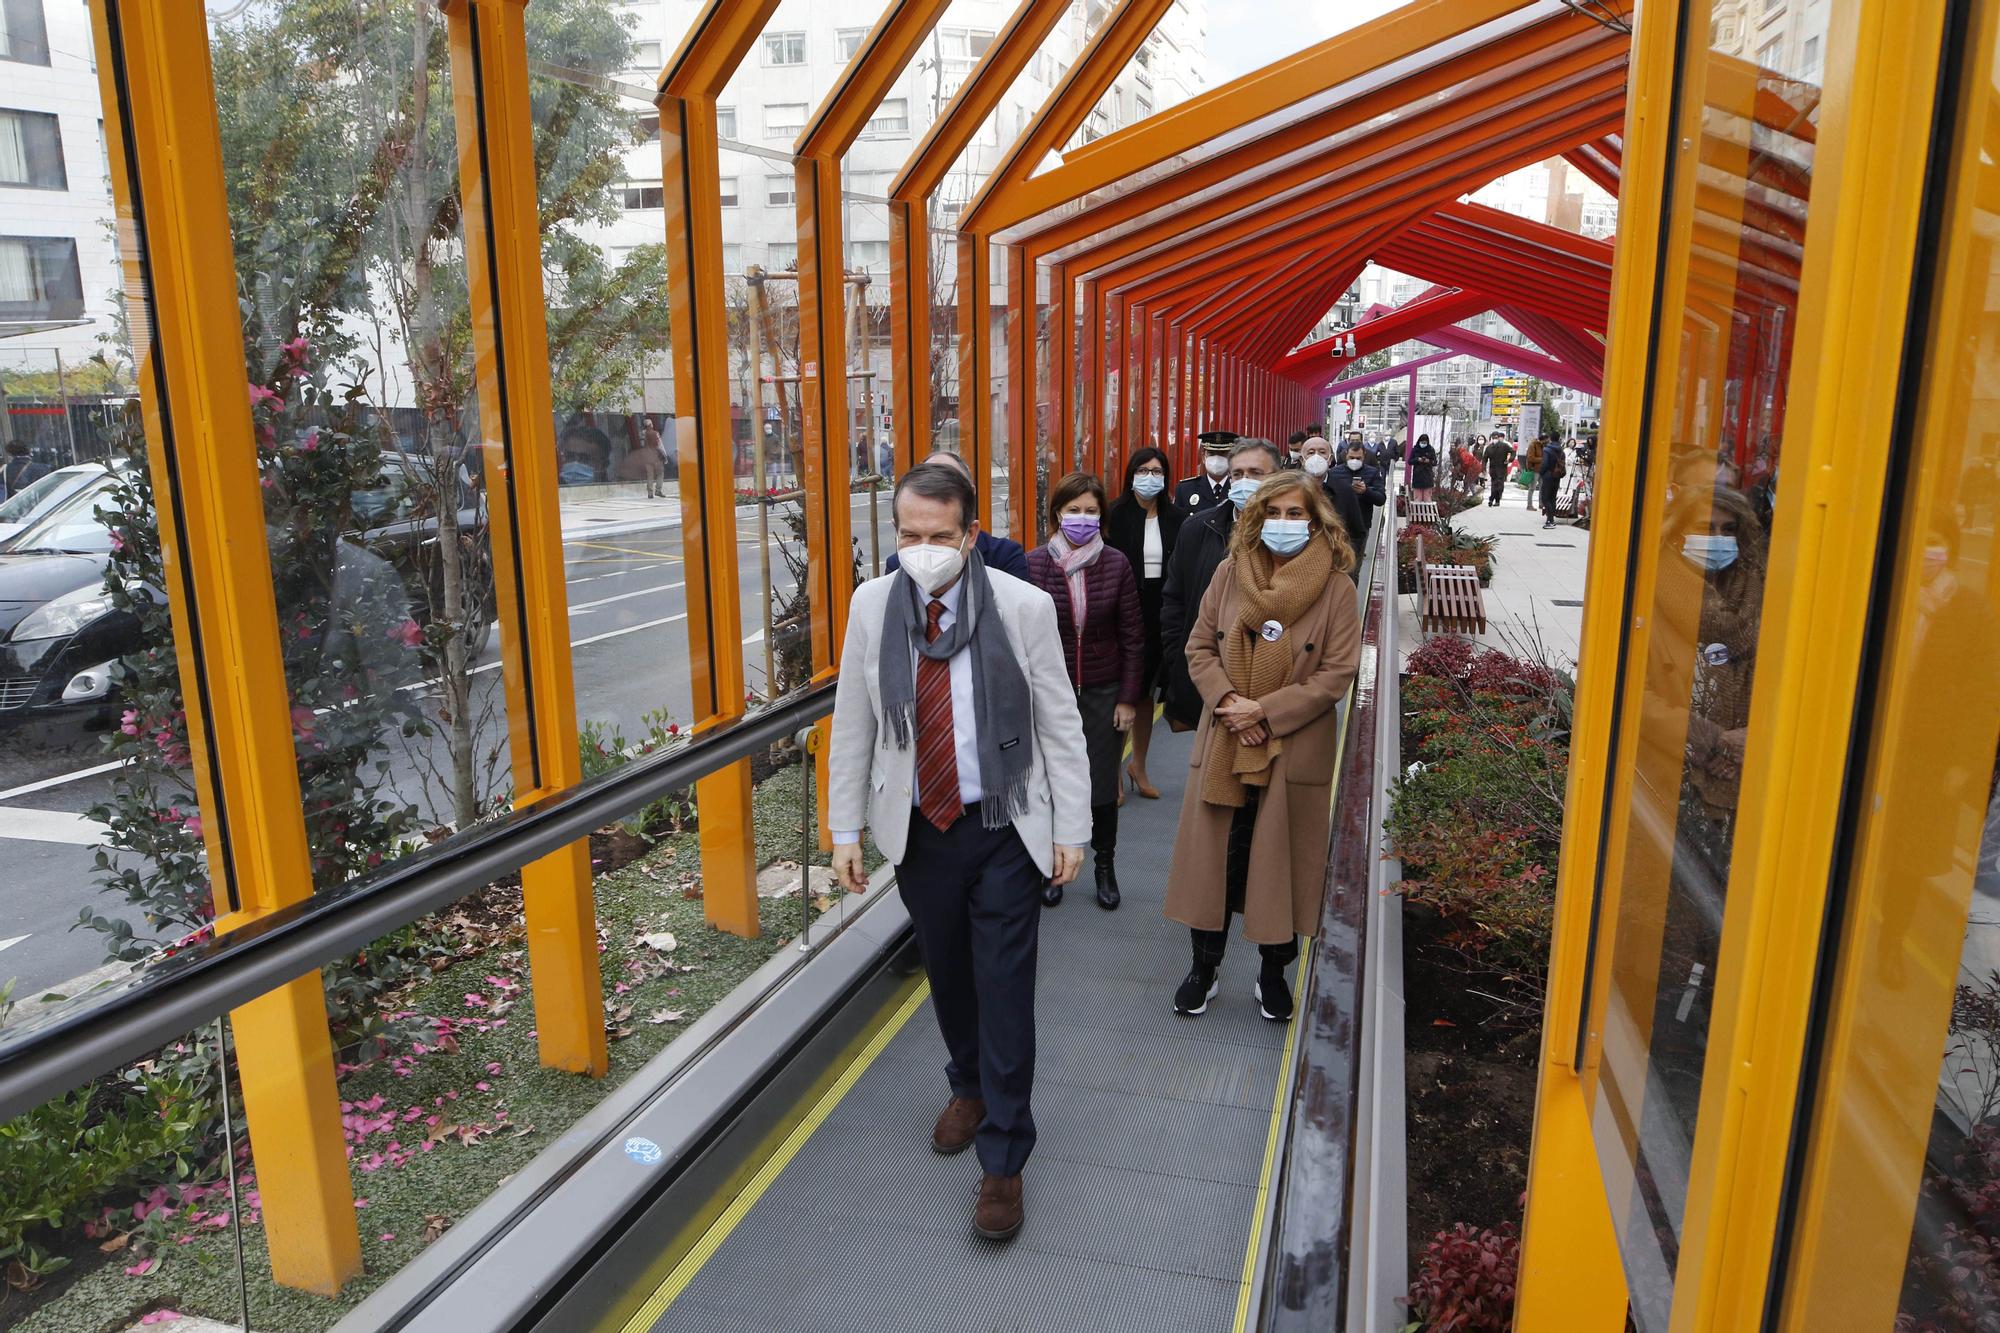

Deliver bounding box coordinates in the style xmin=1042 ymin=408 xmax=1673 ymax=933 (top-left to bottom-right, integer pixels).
xmin=831 ymin=575 xmax=981 ymax=843
xmin=1142 ymin=514 xmax=1163 ymax=578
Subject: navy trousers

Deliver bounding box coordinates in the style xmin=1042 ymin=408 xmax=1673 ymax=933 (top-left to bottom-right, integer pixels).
xmin=898 ymin=804 xmax=1042 ymax=1177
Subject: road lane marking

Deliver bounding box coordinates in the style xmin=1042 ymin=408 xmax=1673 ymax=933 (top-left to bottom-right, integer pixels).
xmin=0 ymin=933 xmax=27 ymax=954
xmin=567 ymin=562 xmax=665 ymax=584
xmin=0 ymin=807 xmax=107 ymax=846
xmin=568 ymin=613 xmax=688 ymax=649
xmin=569 ymin=582 xmax=686 ymax=614
xmin=0 ymin=758 xmax=130 ymax=803
xmin=564 ymin=541 xmax=685 ymax=559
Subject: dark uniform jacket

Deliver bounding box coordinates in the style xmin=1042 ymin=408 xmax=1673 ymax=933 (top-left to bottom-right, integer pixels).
xmin=1158 ymin=501 xmax=1236 ymax=728
xmin=1173 ymin=472 xmax=1230 ymax=518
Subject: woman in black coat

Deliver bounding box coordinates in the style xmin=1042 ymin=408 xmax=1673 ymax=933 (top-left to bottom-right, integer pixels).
xmin=1104 ymin=446 xmax=1184 ymax=801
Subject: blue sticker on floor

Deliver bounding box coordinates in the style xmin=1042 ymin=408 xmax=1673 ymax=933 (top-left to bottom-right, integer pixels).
xmin=624 ymin=1136 xmax=663 ymax=1165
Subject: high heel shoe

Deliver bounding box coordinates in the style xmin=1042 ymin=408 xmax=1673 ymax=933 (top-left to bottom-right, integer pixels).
xmin=1125 ymin=762 xmax=1160 ymax=801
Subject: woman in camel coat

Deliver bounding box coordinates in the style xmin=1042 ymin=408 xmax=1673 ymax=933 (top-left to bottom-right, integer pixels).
xmin=1164 ymin=472 xmax=1362 ymax=1023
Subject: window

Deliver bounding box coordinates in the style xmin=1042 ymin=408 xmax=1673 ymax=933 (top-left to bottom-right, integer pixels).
xmin=0 ymin=110 xmax=65 ymax=189
xmin=621 ymin=180 xmax=665 ymax=210
xmin=1136 ymin=95 xmax=1152 ymax=118
xmin=939 ymin=28 xmax=993 ymax=60
xmin=630 ymin=40 xmax=661 ymax=70
xmin=722 ymin=243 xmax=743 ymax=273
xmin=717 ymin=106 xmax=737 ymax=139
xmin=764 ymin=31 xmax=805 ymax=66
xmin=0 ymin=235 xmax=82 ymax=318
xmin=718 ymin=176 xmax=738 ymax=208
xmin=765 ymin=103 xmax=806 ymax=139
xmin=95 ymin=117 xmax=106 ymax=187
xmin=634 ymin=115 xmax=659 ymax=145
xmin=767 ymin=175 xmax=795 ymax=207
xmin=864 ymin=98 xmax=909 ymax=138
xmin=767 ymin=241 xmax=797 ymax=270
xmin=0 ymin=0 xmax=48 ymax=65
xmin=1802 ymin=34 xmax=1820 ymax=71
xmin=836 ymin=27 xmax=869 ymax=61
xmin=849 ymin=240 xmax=890 ymax=270
xmin=1757 ymin=36 xmax=1782 ymax=68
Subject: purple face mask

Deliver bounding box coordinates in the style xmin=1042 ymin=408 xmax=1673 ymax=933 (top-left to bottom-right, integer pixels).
xmin=1058 ymin=514 xmax=1101 ymax=545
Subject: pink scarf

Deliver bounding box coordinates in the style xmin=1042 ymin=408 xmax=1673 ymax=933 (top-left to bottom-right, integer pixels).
xmin=1047 ymin=532 xmax=1103 ymax=638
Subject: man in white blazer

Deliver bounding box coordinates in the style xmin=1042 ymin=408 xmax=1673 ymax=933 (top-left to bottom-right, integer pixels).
xmin=829 ymin=462 xmax=1090 ymax=1243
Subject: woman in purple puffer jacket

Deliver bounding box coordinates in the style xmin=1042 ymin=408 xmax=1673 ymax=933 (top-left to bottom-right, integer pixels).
xmin=1025 ymin=471 xmax=1145 ymax=911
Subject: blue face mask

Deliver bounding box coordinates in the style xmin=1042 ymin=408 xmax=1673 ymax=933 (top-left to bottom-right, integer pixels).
xmin=1132 ymin=473 xmax=1166 ymax=499
xmin=1228 ymin=477 xmax=1261 ymax=509
xmin=1262 ymin=519 xmax=1312 ymax=556
xmin=1681 ymin=533 xmax=1738 ymax=572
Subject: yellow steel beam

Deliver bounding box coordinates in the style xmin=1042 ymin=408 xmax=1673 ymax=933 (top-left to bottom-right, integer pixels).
xmin=655 ymin=0 xmax=782 ymax=936
xmin=988 ymin=0 xmax=1544 ymax=234
xmin=92 ymin=0 xmax=357 ymax=1292
xmin=445 ymin=0 xmax=608 ymax=1074
xmin=958 ymin=0 xmax=1175 ymax=237
xmin=1675 ymin=0 xmax=1951 ymax=1324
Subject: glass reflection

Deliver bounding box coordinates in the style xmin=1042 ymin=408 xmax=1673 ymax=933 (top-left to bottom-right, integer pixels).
xmin=1592 ymin=7 xmax=1823 ymax=1325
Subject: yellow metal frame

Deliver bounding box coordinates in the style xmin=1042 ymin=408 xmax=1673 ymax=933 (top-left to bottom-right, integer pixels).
xmin=91 ymin=0 xmax=359 ymax=1292
xmin=656 ymin=1 xmax=782 ymax=934
xmin=1518 ymin=0 xmax=1956 ymax=1327
xmin=444 ymin=0 xmax=608 ymax=1078
xmin=1777 ymin=4 xmax=2000 ymax=1322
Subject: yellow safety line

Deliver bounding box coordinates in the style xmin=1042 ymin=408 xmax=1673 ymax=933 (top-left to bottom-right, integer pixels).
xmin=1233 ymin=936 xmax=1312 ymax=1333
xmin=618 ymin=980 xmax=932 ymax=1333
xmin=564 ymin=540 xmax=689 ymax=559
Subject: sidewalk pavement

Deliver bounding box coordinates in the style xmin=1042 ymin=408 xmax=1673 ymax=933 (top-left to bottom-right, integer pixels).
xmin=558 ymin=484 xmax=685 ymax=541
xmin=1394 ymin=481 xmax=1591 ymax=669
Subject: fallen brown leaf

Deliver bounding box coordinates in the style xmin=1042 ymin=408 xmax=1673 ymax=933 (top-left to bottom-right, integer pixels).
xmin=423 ymin=1213 xmax=452 ymax=1244
xmin=645 ymin=1008 xmax=686 ymax=1025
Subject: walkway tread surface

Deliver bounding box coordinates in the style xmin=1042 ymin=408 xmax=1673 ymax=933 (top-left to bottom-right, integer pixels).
xmin=647 ymin=725 xmax=1284 ymax=1332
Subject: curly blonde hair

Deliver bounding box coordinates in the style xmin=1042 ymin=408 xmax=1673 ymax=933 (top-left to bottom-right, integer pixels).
xmin=1230 ymin=472 xmax=1356 ymax=572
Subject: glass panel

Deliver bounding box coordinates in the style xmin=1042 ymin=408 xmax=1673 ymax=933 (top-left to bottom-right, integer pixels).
xmin=0 ymin=3 xmax=210 ymax=1020
xmin=987 ymin=240 xmax=1011 ymax=539
xmin=718 ymin=143 xmax=813 ymax=711
xmin=1590 ymin=8 xmax=1826 ymax=1326
xmin=843 ymin=196 xmax=893 ymax=579
xmin=1033 ymin=260 xmax=1055 ymax=530
xmin=205 ymin=1 xmax=514 ymax=883
xmin=1779 ymin=13 xmax=2000 ymax=1329
xmin=527 ymin=24 xmax=690 ymax=747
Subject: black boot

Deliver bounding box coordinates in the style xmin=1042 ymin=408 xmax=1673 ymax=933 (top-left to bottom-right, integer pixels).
xmin=1094 ymin=850 xmax=1120 ymax=909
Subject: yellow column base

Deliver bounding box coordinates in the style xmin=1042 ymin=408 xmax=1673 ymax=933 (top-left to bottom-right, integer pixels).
xmin=230 ymin=976 xmax=362 ymax=1295
xmin=522 ymin=838 xmax=610 ymax=1076
xmin=1516 ymin=1065 xmax=1628 ymax=1330
xmin=699 ymin=762 xmax=761 ymax=938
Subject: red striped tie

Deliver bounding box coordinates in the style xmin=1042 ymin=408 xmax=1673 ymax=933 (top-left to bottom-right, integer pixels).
xmin=916 ymin=599 xmax=964 ymax=832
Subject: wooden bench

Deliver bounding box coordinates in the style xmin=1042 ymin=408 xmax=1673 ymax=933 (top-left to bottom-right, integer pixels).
xmin=1413 ymin=530 xmax=1487 ymax=637
xmin=1407 ymin=498 xmax=1442 ymax=527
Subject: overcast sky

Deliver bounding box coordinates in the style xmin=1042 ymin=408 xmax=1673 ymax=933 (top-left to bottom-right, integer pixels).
xmin=1202 ymin=0 xmax=1413 ymax=84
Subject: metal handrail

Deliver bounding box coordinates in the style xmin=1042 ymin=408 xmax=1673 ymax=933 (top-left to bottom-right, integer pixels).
xmin=0 ymin=683 xmax=835 ymax=1122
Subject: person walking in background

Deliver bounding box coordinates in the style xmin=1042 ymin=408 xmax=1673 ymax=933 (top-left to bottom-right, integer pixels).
xmin=1523 ymin=435 xmax=1545 ymax=510
xmin=1105 ymin=446 xmax=1184 ymax=803
xmin=1408 ymin=432 xmax=1438 ymax=502
xmin=1160 ymin=438 xmax=1281 ymax=731
xmin=1027 ymin=472 xmax=1144 ymax=910
xmin=617 ymin=424 xmax=667 ymax=497
xmin=645 ymin=420 xmax=668 ymax=498
xmin=1484 ymin=435 xmax=1513 ymax=506
xmin=1165 ymin=473 xmax=1361 ymax=1021
xmin=1176 ymin=432 xmax=1238 ymax=516
xmin=1343 ymin=439 xmax=1386 ymax=526
xmin=885 ymin=450 xmax=1031 ymax=580
xmin=828 ymin=462 xmax=1089 ymax=1244
xmin=1538 ymin=436 xmax=1567 ymax=529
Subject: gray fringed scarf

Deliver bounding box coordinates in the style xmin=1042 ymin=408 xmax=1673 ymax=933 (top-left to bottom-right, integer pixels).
xmin=879 ymin=549 xmax=1034 ymax=829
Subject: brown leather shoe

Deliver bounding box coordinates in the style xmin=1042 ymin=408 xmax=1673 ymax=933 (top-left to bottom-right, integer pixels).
xmin=932 ymin=1096 xmax=985 ymax=1155
xmin=974 ymin=1173 xmax=1024 ymax=1241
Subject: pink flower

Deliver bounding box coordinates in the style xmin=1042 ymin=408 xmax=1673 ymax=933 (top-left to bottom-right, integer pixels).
xmin=138 ymin=1309 xmax=182 ymax=1323
xmin=301 ymin=428 xmax=321 ymax=453
xmin=380 ymin=1233 xmax=395 ymax=1242
xmin=353 ymin=1198 xmax=369 ymax=1209
xmin=110 ymin=532 xmax=125 ymax=552
xmin=120 ymin=709 xmax=140 ymax=736
xmin=248 ymin=383 xmax=284 ymax=411
xmin=125 ymin=1257 xmax=159 ymax=1277
xmin=283 ymin=335 xmax=310 ymax=361
xmin=182 ymin=815 xmax=203 ymax=838
xmin=463 ymin=993 xmax=487 ymax=1008
xmin=291 ymin=705 xmax=316 ymax=734
xmin=391 ymin=620 xmax=423 ymax=648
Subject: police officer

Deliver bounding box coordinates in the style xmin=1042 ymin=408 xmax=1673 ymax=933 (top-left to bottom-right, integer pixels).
xmin=1174 ymin=431 xmax=1238 ymax=516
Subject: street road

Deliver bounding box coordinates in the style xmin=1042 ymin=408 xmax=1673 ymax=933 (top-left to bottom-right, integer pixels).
xmin=0 ymin=488 xmax=910 ymax=1003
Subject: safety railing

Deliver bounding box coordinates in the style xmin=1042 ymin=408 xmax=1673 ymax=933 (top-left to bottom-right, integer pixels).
xmin=0 ymin=682 xmax=836 ymax=1123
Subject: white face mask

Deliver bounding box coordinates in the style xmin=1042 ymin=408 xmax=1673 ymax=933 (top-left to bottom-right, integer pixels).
xmin=1203 ymin=454 xmax=1229 ymax=479
xmin=1346 ymin=458 xmax=1365 ymax=472
xmin=899 ymin=536 xmax=969 ymax=594
xmin=1301 ymin=454 xmax=1330 ymax=477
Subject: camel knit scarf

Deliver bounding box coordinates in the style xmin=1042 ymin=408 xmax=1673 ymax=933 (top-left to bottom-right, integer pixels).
xmin=1201 ymin=537 xmax=1335 ymax=807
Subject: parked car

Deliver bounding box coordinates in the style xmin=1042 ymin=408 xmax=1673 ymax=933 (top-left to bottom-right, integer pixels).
xmin=0 ymin=462 xmax=110 ymax=548
xmin=0 ymin=453 xmax=493 ymax=728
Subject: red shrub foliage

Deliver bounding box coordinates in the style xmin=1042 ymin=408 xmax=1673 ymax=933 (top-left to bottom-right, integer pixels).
xmin=1407 ymin=1223 xmax=1520 ymax=1332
